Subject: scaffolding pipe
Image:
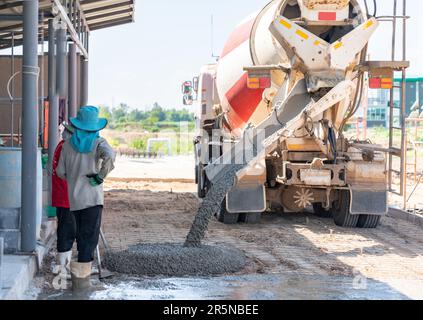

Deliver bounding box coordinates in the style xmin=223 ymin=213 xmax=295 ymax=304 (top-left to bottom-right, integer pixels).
xmin=0 ymin=237 xmax=3 ymax=290
xmin=48 ymin=19 xmax=59 ymax=198
xmin=39 ymin=12 xmax=45 ymax=148
xmin=56 ymin=26 xmax=67 ymax=97
xmin=56 ymin=25 xmax=67 ymax=121
xmin=21 ymin=0 xmax=39 ymax=253
xmin=388 ymin=0 xmax=397 ymax=191
xmin=80 ymin=57 xmax=88 ymax=107
xmin=10 ymin=31 xmax=15 ymax=147
xmin=68 ymin=42 xmax=77 ymax=118
xmin=76 ymin=52 xmax=81 ymax=108
xmin=401 ymin=0 xmax=408 ymax=209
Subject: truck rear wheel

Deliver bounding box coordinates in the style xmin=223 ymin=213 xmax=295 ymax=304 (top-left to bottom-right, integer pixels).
xmin=357 ymin=215 xmax=381 ymax=228
xmin=312 ymin=203 xmax=333 ymax=218
xmin=332 ymin=190 xmax=359 ymax=228
xmin=197 ymin=163 xmax=208 ymax=199
xmin=216 ymin=198 xmax=239 ymax=224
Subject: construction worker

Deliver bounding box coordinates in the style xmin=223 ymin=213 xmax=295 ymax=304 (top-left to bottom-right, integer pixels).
xmin=57 ymin=106 xmax=115 ymax=290
xmin=52 ymin=122 xmax=75 ymax=278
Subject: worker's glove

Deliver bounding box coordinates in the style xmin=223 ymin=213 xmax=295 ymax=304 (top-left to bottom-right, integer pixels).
xmin=86 ymin=174 xmax=104 ymax=186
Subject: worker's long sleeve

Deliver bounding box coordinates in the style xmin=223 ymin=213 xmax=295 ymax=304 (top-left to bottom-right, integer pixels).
xmin=58 ymin=138 xmax=115 ymax=211
xmin=56 ymin=146 xmax=67 ymax=180
xmin=97 ymin=139 xmax=116 ymax=180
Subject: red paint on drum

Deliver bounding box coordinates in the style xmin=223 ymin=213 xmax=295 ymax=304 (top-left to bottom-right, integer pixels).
xmin=225 ymin=72 xmax=265 ymax=130
xmin=221 ymin=19 xmax=255 ymax=58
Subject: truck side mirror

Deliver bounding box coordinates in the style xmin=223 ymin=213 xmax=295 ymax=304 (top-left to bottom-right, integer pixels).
xmin=182 ymin=81 xmax=193 ymax=95
xmin=193 ymin=76 xmax=199 ymax=93
xmin=182 ymin=81 xmax=195 ymax=105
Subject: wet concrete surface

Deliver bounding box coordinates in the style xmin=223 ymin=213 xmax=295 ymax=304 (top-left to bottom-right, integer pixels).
xmin=105 ymin=243 xmax=246 ymax=276
xmin=36 ymin=273 xmax=411 ymax=300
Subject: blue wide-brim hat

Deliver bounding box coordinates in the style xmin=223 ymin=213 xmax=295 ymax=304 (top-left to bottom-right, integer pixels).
xmin=70 ymin=106 xmax=108 ymax=132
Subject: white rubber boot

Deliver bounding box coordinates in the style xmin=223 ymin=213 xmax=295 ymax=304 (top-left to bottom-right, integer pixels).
xmin=70 ymin=261 xmax=92 ymax=291
xmin=60 ymin=251 xmax=72 ymax=271
xmin=53 ymin=251 xmax=72 ymax=278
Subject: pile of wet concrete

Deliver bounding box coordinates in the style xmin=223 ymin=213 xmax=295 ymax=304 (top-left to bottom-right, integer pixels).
xmin=105 ymin=164 xmax=247 ymax=276
xmin=105 ymin=244 xmax=246 ymax=277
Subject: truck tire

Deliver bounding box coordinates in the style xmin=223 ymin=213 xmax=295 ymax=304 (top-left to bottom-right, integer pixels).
xmin=312 ymin=203 xmax=333 ymax=218
xmin=197 ymin=163 xmax=208 ymax=199
xmin=239 ymin=212 xmax=262 ymax=224
xmin=216 ymin=198 xmax=239 ymax=224
xmin=357 ymin=215 xmax=381 ymax=228
xmin=332 ymin=190 xmax=359 ymax=228
xmin=197 ymin=180 xmax=207 ymax=198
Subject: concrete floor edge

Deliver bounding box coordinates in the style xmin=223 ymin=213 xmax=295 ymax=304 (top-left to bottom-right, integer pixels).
xmin=1 ymin=220 xmax=56 ymax=300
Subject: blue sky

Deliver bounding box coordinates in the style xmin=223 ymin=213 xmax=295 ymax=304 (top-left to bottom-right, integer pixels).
xmin=87 ymin=0 xmax=422 ymax=110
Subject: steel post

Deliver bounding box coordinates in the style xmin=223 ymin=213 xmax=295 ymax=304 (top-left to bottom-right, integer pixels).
xmin=401 ymin=0 xmax=408 ymax=209
xmin=68 ymin=42 xmax=77 ymax=118
xmin=0 ymin=237 xmax=3 ymax=292
xmin=21 ymin=0 xmax=39 ymax=253
xmin=56 ymin=24 xmax=67 ymax=121
xmin=80 ymin=57 xmax=88 ymax=107
xmin=48 ymin=19 xmax=59 ymax=199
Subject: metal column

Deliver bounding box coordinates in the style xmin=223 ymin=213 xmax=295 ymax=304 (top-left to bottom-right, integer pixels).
xmin=68 ymin=42 xmax=77 ymax=118
xmin=48 ymin=19 xmax=59 ymax=196
xmin=21 ymin=0 xmax=39 ymax=253
xmin=76 ymin=52 xmax=81 ymax=109
xmin=400 ymin=0 xmax=408 ymax=209
xmin=0 ymin=237 xmax=3 ymax=291
xmin=56 ymin=25 xmax=67 ymax=122
xmin=80 ymin=57 xmax=88 ymax=107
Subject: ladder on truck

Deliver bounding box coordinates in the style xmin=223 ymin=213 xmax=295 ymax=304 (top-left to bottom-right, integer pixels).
xmin=360 ymin=0 xmax=410 ymax=209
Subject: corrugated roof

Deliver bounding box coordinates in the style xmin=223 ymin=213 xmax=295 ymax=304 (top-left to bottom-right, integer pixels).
xmin=81 ymin=0 xmax=135 ymax=31
xmin=0 ymin=0 xmax=135 ymax=50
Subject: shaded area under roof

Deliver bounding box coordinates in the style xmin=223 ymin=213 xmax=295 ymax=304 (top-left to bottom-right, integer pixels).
xmin=0 ymin=0 xmax=135 ymax=50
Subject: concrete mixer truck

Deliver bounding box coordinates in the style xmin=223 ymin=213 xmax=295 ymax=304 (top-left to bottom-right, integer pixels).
xmin=184 ymin=0 xmax=394 ymax=229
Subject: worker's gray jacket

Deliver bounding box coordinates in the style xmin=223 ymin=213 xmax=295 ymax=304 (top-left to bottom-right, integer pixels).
xmin=57 ymin=138 xmax=116 ymax=212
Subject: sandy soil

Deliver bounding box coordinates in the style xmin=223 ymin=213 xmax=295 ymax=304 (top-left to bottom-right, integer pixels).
xmin=31 ymin=178 xmax=423 ymax=299
xmin=100 ymin=179 xmax=423 ymax=298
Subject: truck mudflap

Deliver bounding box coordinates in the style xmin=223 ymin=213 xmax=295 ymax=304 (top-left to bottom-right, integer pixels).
xmin=346 ymin=147 xmax=387 ymax=216
xmin=226 ymin=185 xmax=266 ymax=214
xmin=349 ymin=188 xmax=388 ymax=216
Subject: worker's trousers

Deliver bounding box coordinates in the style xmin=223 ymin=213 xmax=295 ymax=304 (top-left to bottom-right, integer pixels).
xmin=72 ymin=205 xmax=103 ymax=263
xmin=56 ymin=207 xmax=76 ymax=253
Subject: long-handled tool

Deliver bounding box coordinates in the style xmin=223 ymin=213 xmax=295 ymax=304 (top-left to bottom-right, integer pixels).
xmin=95 ymin=228 xmax=114 ymax=280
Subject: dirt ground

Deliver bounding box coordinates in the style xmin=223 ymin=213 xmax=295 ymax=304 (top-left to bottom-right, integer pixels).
xmin=99 ymin=178 xmax=423 ymax=299
xmin=31 ymin=178 xmax=423 ymax=300
xmin=30 ymin=155 xmax=423 ymax=300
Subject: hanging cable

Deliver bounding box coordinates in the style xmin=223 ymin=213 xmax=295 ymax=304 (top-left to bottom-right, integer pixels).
xmin=364 ymin=0 xmax=377 ymax=17
xmin=328 ymin=127 xmax=338 ymax=164
xmin=373 ymin=0 xmax=377 ymax=17
xmin=7 ymin=71 xmax=21 ymax=101
xmin=364 ymin=0 xmax=370 ymax=18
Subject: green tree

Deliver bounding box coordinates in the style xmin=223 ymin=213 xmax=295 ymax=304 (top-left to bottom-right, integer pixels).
xmin=112 ymin=103 xmax=129 ymax=123
xmin=179 ymin=109 xmax=194 ymax=122
xmin=168 ymin=109 xmax=181 ymax=122
xmin=99 ymin=105 xmax=112 ymax=122
xmin=128 ymin=109 xmax=147 ymax=122
xmin=150 ymin=102 xmax=166 ymax=122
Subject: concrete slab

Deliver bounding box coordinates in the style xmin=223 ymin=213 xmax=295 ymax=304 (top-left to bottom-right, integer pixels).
xmin=0 ymin=255 xmax=35 ymax=300
xmin=388 ymin=207 xmax=423 ymax=228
